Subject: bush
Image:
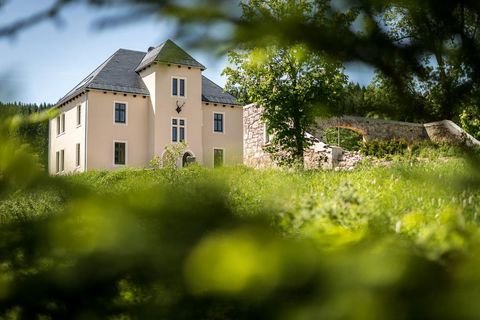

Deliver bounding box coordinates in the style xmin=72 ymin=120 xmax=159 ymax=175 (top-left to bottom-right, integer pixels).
xmin=360 ymin=139 xmax=465 ymax=159
xmin=360 ymin=139 xmax=409 ymax=157
xmin=324 ymin=127 xmax=363 ymax=151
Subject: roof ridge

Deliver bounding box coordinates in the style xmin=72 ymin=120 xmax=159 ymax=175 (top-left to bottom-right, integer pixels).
xmin=117 ymin=48 xmax=147 ymax=54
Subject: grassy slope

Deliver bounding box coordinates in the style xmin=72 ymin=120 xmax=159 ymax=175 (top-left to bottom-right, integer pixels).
xmin=1 ymin=157 xmax=480 ymax=318
xmin=10 ymin=157 xmax=470 ymax=260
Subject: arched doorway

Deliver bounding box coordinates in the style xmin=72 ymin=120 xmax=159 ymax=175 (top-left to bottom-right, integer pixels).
xmin=182 ymin=152 xmax=195 ymax=167
xmin=323 ymin=127 xmax=364 ymax=151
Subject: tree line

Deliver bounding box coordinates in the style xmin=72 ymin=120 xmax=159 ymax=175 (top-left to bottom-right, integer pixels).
xmin=0 ymin=101 xmax=51 ymax=169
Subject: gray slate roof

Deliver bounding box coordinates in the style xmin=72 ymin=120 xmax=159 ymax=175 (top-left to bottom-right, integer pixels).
xmin=57 ymin=49 xmax=149 ymax=105
xmin=57 ymin=40 xmax=238 ymax=106
xmin=136 ymin=39 xmax=206 ymax=72
xmin=202 ymin=76 xmax=240 ymax=105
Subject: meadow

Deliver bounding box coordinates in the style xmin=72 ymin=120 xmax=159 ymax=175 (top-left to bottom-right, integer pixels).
xmin=1 ymin=139 xmax=480 ymax=318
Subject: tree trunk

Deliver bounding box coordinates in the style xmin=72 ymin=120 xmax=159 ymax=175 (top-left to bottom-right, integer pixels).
xmin=293 ymin=115 xmax=304 ymax=169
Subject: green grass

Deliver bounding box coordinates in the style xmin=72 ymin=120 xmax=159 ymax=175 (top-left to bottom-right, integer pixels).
xmin=35 ymin=158 xmax=476 ymax=260
xmin=1 ymin=156 xmax=480 ymax=318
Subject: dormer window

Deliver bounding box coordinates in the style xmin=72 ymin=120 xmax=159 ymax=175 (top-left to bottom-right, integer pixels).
xmin=172 ymin=77 xmax=186 ymax=97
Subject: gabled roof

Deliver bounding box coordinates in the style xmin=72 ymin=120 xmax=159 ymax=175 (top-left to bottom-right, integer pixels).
xmin=57 ymin=49 xmax=149 ymax=105
xmin=135 ymin=39 xmax=206 ymax=72
xmin=57 ymin=40 xmax=239 ymax=107
xmin=202 ymin=76 xmax=240 ymax=105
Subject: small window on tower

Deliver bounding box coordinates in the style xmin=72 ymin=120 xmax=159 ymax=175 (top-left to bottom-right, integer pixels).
xmin=172 ymin=77 xmax=186 ymax=97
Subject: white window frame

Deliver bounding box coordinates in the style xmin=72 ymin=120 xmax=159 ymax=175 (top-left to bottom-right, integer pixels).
xmin=213 ymin=112 xmax=225 ymax=134
xmin=56 ymin=113 xmax=65 ymax=137
xmin=113 ymin=140 xmax=128 ymax=166
xmin=56 ymin=151 xmax=60 ymax=173
xmin=171 ymin=76 xmax=187 ymax=98
xmin=113 ymin=101 xmax=128 ymax=125
xmin=75 ymin=143 xmax=81 ymax=168
xmin=56 ymin=149 xmax=65 ymax=173
xmin=213 ymin=147 xmax=225 ymax=168
xmin=171 ymin=117 xmax=187 ymax=143
xmin=76 ymin=105 xmax=82 ymax=127
xmin=56 ymin=116 xmax=61 ymax=136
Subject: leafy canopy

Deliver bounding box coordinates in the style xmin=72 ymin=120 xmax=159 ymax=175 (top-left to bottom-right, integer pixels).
xmin=223 ymin=0 xmax=348 ymax=166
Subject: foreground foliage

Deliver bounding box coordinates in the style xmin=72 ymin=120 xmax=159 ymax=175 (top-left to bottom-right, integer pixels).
xmin=1 ymin=136 xmax=480 ymax=319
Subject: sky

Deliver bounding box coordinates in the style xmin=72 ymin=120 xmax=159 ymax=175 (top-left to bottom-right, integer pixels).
xmin=0 ymin=0 xmax=374 ymax=104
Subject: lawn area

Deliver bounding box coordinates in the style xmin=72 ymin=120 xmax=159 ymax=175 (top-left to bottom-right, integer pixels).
xmin=1 ymin=156 xmax=480 ymax=318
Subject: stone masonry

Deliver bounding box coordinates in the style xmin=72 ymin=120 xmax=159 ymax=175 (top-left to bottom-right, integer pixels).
xmin=315 ymin=116 xmax=480 ymax=146
xmin=243 ymin=104 xmax=341 ymax=169
xmin=244 ymin=106 xmax=480 ymax=170
xmin=314 ymin=116 xmax=428 ymax=142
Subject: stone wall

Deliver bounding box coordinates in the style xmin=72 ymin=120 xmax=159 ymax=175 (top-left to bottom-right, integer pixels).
xmin=243 ymin=104 xmax=273 ymax=168
xmin=244 ymin=107 xmax=479 ymax=170
xmin=425 ymin=120 xmax=480 ymax=147
xmin=315 ymin=116 xmax=429 ymax=142
xmin=243 ymin=104 xmax=340 ymax=169
xmin=315 ymin=116 xmax=480 ymax=147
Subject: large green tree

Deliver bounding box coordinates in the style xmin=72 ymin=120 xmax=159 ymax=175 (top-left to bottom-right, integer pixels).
xmin=223 ymin=0 xmax=348 ymax=167
xmin=224 ymin=44 xmax=347 ymax=166
xmin=371 ymin=3 xmax=480 ymax=121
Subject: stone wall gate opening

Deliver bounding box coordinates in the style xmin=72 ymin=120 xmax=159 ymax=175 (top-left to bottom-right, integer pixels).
xmin=322 ymin=127 xmax=365 ymax=151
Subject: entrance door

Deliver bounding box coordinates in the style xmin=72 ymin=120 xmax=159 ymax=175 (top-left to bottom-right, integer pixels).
xmin=182 ymin=152 xmax=195 ymax=167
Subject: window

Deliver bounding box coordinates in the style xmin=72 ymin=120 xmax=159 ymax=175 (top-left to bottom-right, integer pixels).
xmin=61 ymin=113 xmax=65 ymax=133
xmin=56 ymin=149 xmax=64 ymax=173
xmin=213 ymin=113 xmax=224 ymax=133
xmin=56 ymin=116 xmax=61 ymax=135
xmin=172 ymin=77 xmax=186 ymax=97
xmin=115 ymin=102 xmax=127 ymax=124
xmin=56 ymin=151 xmax=60 ymax=173
xmin=77 ymin=105 xmax=81 ymax=126
xmin=56 ymin=114 xmax=65 ymax=136
xmin=180 ymin=79 xmax=185 ymax=97
xmin=171 ymin=118 xmax=186 ymax=142
xmin=114 ymin=142 xmax=126 ymax=165
xmin=214 ymin=148 xmax=224 ymax=168
xmin=60 ymin=150 xmax=64 ymax=172
xmin=76 ymin=143 xmax=81 ymax=167
xmin=172 ymin=78 xmax=178 ymax=96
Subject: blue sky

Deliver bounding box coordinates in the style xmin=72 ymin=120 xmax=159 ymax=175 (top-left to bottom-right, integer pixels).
xmin=0 ymin=0 xmax=374 ymax=104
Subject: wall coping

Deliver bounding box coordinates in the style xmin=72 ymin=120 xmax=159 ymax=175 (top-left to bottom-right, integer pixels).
xmin=319 ymin=116 xmax=426 ymax=127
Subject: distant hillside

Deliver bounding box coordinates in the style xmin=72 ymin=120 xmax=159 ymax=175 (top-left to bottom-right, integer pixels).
xmin=0 ymin=101 xmax=52 ymax=170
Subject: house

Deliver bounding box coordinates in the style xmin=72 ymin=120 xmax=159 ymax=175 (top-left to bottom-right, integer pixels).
xmin=49 ymin=40 xmax=243 ymax=175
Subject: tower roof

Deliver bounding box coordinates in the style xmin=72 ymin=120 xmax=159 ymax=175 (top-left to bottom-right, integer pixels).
xmin=135 ymin=39 xmax=206 ymax=72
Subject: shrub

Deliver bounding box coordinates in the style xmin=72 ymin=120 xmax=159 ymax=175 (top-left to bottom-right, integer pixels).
xmin=360 ymin=139 xmax=465 ymax=158
xmin=360 ymin=139 xmax=409 ymax=157
xmin=324 ymin=127 xmax=363 ymax=151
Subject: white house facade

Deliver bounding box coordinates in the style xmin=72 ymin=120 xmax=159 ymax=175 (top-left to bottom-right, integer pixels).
xmin=49 ymin=40 xmax=243 ymax=174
